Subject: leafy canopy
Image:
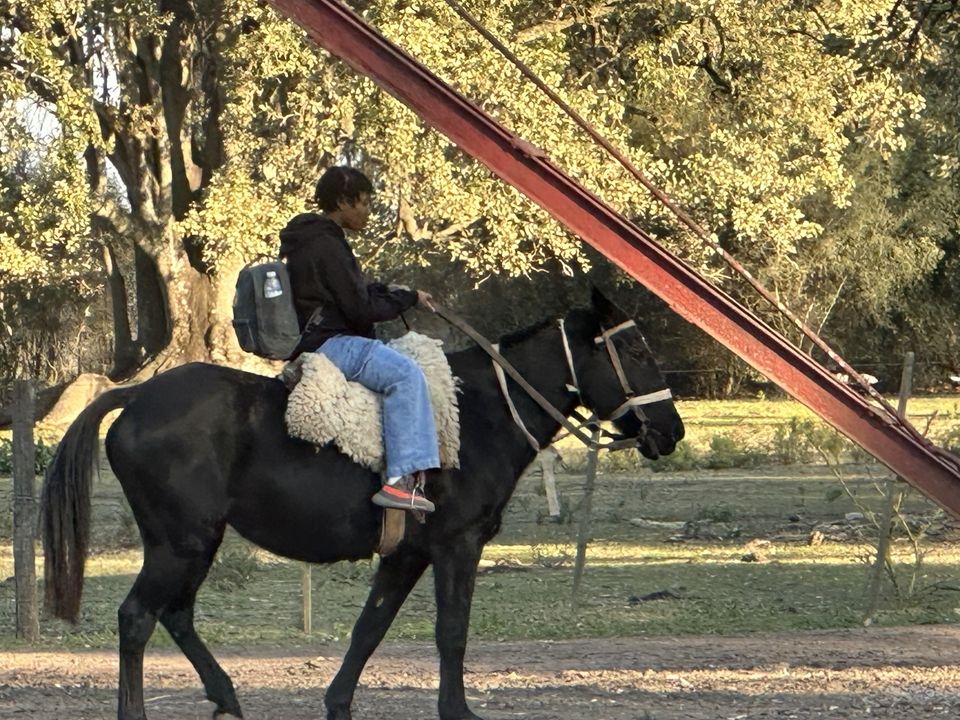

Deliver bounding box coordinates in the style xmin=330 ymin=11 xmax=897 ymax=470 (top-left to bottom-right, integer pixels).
xmin=0 ymin=0 xmax=954 ymax=374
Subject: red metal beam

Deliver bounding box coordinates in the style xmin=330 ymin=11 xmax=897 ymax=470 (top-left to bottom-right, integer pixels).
xmin=267 ymin=0 xmax=960 ymax=514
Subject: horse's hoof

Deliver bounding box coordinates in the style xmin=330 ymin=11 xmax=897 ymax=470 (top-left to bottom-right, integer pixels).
xmin=212 ymin=703 xmax=243 ymax=718
xmin=212 ymin=712 xmax=242 ymax=719
xmin=326 ymin=706 xmax=352 ymax=720
xmin=440 ymin=710 xmax=483 ymax=720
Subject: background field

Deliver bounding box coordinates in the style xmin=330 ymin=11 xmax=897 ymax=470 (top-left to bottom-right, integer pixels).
xmin=3 ymin=395 xmax=960 ymax=651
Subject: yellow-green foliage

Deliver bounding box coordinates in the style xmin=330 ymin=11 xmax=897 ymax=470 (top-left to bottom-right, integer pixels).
xmin=1 ymin=0 xmax=958 ymax=386
xmin=331 ymin=0 xmax=933 ymax=279
xmin=178 ymin=0 xmax=347 ymax=265
xmin=1 ymin=0 xmax=947 ymax=287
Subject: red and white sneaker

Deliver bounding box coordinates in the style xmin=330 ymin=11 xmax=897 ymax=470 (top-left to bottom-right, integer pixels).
xmin=371 ymin=473 xmax=435 ymax=513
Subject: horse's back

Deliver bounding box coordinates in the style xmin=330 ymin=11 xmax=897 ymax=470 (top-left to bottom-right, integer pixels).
xmin=104 ymin=362 xmax=381 ymax=562
xmin=123 ymin=361 xmax=280 ymax=422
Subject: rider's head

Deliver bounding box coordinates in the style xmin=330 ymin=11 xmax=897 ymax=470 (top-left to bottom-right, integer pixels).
xmin=314 ymin=166 xmax=373 ymax=232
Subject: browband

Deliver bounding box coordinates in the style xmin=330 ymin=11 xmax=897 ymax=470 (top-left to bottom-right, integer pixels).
xmin=594 ymin=319 xmax=636 ymax=344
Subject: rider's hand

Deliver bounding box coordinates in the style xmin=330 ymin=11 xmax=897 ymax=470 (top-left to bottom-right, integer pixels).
xmin=417 ymin=289 xmax=436 ymax=312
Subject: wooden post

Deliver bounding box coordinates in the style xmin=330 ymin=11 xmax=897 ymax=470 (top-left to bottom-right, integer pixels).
xmin=12 ymin=379 xmax=39 ymax=642
xmin=302 ymin=563 xmax=312 ymax=634
xmin=864 ymin=352 xmax=914 ymax=623
xmin=542 ymin=447 xmax=561 ymax=517
xmin=571 ymin=422 xmax=601 ymax=610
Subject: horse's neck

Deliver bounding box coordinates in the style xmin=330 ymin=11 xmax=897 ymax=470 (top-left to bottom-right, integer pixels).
xmin=490 ymin=323 xmax=580 ymax=450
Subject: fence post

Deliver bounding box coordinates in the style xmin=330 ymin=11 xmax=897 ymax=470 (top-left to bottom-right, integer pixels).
xmin=571 ymin=422 xmax=601 ymax=610
xmin=863 ymin=352 xmax=914 ymax=623
xmin=541 ymin=446 xmax=561 ymax=517
xmin=302 ymin=563 xmax=312 ymax=634
xmin=12 ymin=379 xmax=40 ymax=642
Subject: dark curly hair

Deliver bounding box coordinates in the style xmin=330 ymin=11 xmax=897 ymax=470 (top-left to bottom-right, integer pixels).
xmin=313 ymin=166 xmax=374 ymax=212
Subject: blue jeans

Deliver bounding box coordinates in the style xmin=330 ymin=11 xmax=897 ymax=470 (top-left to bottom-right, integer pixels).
xmin=317 ymin=335 xmax=440 ymax=478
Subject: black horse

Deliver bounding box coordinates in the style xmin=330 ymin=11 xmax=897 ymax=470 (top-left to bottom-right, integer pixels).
xmin=42 ymin=289 xmax=684 ymax=720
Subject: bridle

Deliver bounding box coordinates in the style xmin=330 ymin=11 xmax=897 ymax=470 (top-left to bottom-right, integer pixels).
xmin=560 ymin=318 xmax=673 ymax=430
xmin=430 ymin=302 xmax=672 ymax=453
xmin=491 ymin=317 xmax=673 ymax=452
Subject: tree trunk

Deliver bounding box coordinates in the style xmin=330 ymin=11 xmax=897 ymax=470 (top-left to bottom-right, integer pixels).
xmin=134 ymin=241 xmax=173 ymax=360
xmin=209 ymin=257 xmax=255 ymax=368
xmin=131 ymin=231 xmax=213 ymax=376
xmin=127 ymin=230 xmax=264 ymax=378
xmin=101 ymin=243 xmax=142 ymax=379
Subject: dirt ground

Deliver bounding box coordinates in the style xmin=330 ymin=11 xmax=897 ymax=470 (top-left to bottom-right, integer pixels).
xmin=3 ymin=625 xmax=960 ymax=719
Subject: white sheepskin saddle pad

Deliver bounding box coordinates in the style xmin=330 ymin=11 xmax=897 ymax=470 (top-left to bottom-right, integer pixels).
xmin=284 ymin=332 xmax=460 ymax=472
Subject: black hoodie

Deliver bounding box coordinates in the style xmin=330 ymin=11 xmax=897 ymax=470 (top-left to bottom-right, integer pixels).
xmin=278 ymin=213 xmax=418 ymax=355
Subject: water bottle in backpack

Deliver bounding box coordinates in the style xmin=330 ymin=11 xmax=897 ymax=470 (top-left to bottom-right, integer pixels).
xmin=263 ymin=270 xmax=283 ymax=299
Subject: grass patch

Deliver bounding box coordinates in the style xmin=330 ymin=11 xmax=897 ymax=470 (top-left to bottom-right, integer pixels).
xmin=3 ymin=395 xmax=960 ymax=649
xmin=550 ymin=395 xmax=960 ymax=474
xmin=3 ymin=536 xmax=959 ymax=650
xmin=2 ymin=463 xmax=960 ymax=651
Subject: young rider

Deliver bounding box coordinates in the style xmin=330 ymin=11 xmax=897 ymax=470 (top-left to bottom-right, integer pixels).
xmin=279 ymin=166 xmax=438 ymax=513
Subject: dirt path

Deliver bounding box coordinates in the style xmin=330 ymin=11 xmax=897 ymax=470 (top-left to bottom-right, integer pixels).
xmin=3 ymin=625 xmax=960 ymax=719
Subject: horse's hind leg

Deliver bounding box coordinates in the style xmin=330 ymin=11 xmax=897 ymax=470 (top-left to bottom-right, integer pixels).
xmin=157 ymin=547 xmax=243 ymax=718
xmin=325 ymin=548 xmax=430 ymax=720
xmin=118 ymin=533 xmax=241 ymax=719
xmin=118 ymin=573 xmax=159 ymax=720
xmin=159 ymin=605 xmax=241 ymax=717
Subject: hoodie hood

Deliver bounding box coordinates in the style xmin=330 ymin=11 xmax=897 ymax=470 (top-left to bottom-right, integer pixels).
xmin=279 ymin=213 xmax=344 ymax=258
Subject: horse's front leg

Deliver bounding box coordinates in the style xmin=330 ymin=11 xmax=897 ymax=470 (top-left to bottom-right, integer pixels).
xmin=325 ymin=547 xmax=430 ymax=720
xmin=432 ymin=538 xmax=484 ymax=720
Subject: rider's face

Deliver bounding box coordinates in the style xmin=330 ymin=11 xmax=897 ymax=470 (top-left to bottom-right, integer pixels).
xmin=338 ymin=193 xmax=372 ymax=232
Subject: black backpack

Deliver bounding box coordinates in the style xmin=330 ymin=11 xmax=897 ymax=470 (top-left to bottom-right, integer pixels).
xmin=232 ymin=261 xmax=302 ymax=360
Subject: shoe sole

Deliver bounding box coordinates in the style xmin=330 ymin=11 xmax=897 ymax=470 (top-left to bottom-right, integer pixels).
xmin=372 ymin=494 xmax=436 ymax=513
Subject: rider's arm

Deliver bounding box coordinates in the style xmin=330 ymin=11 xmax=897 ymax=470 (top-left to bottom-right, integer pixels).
xmin=317 ymin=240 xmax=418 ymax=327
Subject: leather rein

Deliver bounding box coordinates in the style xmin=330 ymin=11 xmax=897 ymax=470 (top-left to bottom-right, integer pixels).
xmin=431 ymin=303 xmax=672 ymax=453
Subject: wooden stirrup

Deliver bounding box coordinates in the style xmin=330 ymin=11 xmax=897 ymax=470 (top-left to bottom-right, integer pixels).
xmin=377 ymin=508 xmax=406 ymax=556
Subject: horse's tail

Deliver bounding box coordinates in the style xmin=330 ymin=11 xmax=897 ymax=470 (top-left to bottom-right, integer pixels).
xmin=42 ymin=384 xmax=140 ymax=622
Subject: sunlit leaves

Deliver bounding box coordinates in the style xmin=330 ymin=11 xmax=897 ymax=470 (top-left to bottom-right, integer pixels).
xmin=323 ymin=0 xmax=930 ymax=288
xmin=0 ymin=0 xmax=955 ymax=350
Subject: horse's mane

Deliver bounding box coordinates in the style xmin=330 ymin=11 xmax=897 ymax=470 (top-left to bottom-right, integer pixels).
xmin=497 ymin=319 xmax=554 ymax=350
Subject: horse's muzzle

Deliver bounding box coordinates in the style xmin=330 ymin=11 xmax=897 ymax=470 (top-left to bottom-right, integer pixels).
xmin=637 ymin=432 xmax=662 ymax=460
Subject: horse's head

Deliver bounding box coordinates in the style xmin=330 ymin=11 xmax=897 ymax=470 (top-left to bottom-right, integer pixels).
xmin=563 ymin=288 xmax=685 ymax=459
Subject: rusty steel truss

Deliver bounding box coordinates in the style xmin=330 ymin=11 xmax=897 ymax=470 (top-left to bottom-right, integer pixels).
xmin=267 ymin=0 xmax=960 ymax=515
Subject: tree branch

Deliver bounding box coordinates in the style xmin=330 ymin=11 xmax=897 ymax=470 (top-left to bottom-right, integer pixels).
xmin=90 ymin=199 xmax=133 ymax=237
xmin=396 ymin=195 xmax=423 ymax=240
xmin=0 ymin=49 xmax=61 ymax=105
xmin=157 ymin=4 xmax=196 ymax=219
xmin=698 ymin=53 xmax=734 ymax=95
xmin=904 ymin=0 xmax=936 ymax=63
xmin=516 ymin=4 xmax=616 ymax=44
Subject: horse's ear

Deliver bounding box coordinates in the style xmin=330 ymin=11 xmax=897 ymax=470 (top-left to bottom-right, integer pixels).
xmin=589 ymin=285 xmax=618 ymax=318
